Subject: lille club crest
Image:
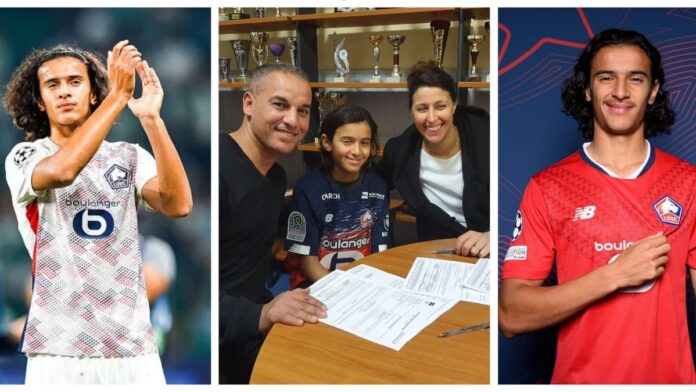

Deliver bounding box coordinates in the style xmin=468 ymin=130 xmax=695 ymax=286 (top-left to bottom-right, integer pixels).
xmin=653 ymin=196 xmax=682 ymax=226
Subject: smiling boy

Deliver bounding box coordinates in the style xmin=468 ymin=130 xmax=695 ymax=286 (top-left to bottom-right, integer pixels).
xmin=499 ymin=29 xmax=696 ymax=383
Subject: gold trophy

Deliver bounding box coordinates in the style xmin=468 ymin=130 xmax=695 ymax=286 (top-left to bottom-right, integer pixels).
xmin=386 ymin=34 xmax=406 ymax=83
xmin=430 ymin=20 xmax=450 ymax=68
xmin=369 ymin=35 xmax=382 ymax=83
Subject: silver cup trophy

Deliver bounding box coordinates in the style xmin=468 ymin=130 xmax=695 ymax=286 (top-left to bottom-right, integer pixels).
xmin=268 ymin=43 xmax=286 ymax=63
xmin=231 ymin=40 xmax=250 ymax=81
xmin=369 ymin=35 xmax=382 ymax=82
xmin=219 ymin=58 xmax=231 ymax=82
xmin=286 ymin=37 xmax=297 ymax=67
xmin=467 ymin=22 xmax=486 ymax=81
xmin=250 ymin=32 xmax=269 ymax=67
xmin=387 ymin=35 xmax=406 ymax=82
xmin=430 ymin=20 xmax=450 ymax=69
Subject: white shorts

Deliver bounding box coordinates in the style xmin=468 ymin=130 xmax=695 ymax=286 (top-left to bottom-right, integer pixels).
xmin=25 ymin=352 xmax=166 ymax=384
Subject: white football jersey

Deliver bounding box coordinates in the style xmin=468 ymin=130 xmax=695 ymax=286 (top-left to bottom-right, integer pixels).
xmin=5 ymin=137 xmax=158 ymax=357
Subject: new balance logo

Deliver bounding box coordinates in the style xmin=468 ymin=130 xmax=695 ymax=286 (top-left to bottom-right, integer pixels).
xmin=573 ymin=206 xmax=596 ymax=221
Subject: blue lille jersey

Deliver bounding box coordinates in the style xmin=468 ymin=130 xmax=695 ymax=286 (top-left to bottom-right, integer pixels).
xmin=284 ymin=170 xmax=390 ymax=288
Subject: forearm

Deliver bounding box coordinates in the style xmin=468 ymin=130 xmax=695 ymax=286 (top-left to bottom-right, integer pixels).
xmin=141 ymin=116 xmax=192 ymax=217
xmin=499 ymin=265 xmax=619 ymax=337
xmin=300 ymin=255 xmax=329 ymax=284
xmin=32 ymin=92 xmax=130 ymax=190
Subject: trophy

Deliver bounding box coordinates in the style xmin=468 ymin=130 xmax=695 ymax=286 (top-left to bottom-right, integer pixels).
xmin=255 ymin=8 xmax=265 ymax=18
xmin=386 ymin=35 xmax=406 ymax=83
xmin=268 ymin=43 xmax=286 ymax=63
xmin=315 ymin=91 xmax=347 ymax=130
xmin=430 ymin=20 xmax=450 ymax=69
xmin=333 ymin=38 xmax=350 ymax=82
xmin=219 ymin=58 xmax=231 ymax=82
xmin=368 ymin=35 xmax=382 ymax=82
xmin=467 ymin=21 xmax=487 ymax=81
xmin=218 ymin=8 xmax=230 ymax=21
xmin=229 ymin=8 xmax=250 ymax=20
xmin=286 ymin=37 xmax=297 ymax=67
xmin=250 ymin=32 xmax=269 ymax=67
xmin=231 ymin=40 xmax=250 ymax=81
xmin=275 ymin=8 xmax=281 ymax=17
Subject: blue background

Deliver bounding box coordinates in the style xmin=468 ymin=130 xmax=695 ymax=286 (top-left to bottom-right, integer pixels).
xmin=498 ymin=8 xmax=696 ymax=383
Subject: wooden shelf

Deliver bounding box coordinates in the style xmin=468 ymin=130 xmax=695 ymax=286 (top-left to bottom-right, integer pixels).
xmin=219 ymin=81 xmax=490 ymax=90
xmin=220 ymin=8 xmax=490 ymax=33
xmin=219 ymin=16 xmax=294 ymax=34
xmin=297 ymin=142 xmax=385 ymax=156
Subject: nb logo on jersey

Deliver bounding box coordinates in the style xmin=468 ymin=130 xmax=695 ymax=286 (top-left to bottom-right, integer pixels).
xmin=573 ymin=206 xmax=596 ymax=221
xmin=73 ymin=209 xmax=115 ymax=239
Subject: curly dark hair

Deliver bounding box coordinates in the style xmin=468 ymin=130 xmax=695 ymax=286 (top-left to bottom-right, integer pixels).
xmin=3 ymin=45 xmax=110 ymax=141
xmin=406 ymin=60 xmax=457 ymax=109
xmin=319 ymin=105 xmax=379 ymax=173
xmin=561 ymin=28 xmax=675 ymax=140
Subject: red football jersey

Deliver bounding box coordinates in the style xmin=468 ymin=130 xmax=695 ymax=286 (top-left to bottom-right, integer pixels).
xmin=503 ymin=146 xmax=696 ymax=384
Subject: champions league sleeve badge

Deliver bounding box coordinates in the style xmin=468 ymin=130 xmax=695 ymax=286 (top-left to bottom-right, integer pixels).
xmin=13 ymin=145 xmax=36 ymax=166
xmin=653 ymin=196 xmax=682 ymax=226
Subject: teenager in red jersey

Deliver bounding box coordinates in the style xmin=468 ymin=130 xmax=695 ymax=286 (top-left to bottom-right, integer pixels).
xmin=500 ymin=29 xmax=696 ymax=383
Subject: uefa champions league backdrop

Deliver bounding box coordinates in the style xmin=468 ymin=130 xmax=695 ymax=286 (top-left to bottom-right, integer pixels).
xmin=0 ymin=9 xmax=211 ymax=384
xmin=498 ymin=8 xmax=696 ymax=383
xmin=498 ymin=8 xmax=696 ymax=384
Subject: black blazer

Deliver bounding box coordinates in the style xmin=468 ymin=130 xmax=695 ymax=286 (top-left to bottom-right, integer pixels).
xmin=375 ymin=105 xmax=489 ymax=240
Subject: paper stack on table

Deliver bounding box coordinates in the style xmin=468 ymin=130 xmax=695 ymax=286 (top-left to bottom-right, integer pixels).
xmin=308 ymin=258 xmax=490 ymax=351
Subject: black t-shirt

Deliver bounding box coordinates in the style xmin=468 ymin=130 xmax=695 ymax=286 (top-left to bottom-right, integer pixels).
xmin=219 ymin=133 xmax=286 ymax=345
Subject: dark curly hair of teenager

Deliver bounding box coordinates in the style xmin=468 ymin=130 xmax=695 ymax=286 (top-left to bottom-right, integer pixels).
xmin=3 ymin=45 xmax=110 ymax=141
xmin=319 ymin=104 xmax=380 ymax=173
xmin=561 ymin=28 xmax=675 ymax=140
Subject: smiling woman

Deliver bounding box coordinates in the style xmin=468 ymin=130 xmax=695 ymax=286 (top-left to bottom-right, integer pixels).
xmin=375 ymin=60 xmax=490 ymax=257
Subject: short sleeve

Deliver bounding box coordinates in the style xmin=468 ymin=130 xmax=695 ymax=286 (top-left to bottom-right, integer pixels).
xmin=502 ymin=177 xmax=556 ymax=280
xmin=284 ymin=181 xmax=320 ymax=256
xmin=5 ymin=142 xmax=51 ymax=206
xmin=372 ymin=185 xmax=391 ymax=253
xmin=134 ymin=144 xmax=157 ymax=211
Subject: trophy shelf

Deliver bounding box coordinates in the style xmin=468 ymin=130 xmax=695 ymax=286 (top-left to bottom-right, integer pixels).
xmin=219 ymin=81 xmax=490 ymax=90
xmin=291 ymin=8 xmax=486 ymax=28
xmin=219 ymin=16 xmax=294 ymax=34
xmin=297 ymin=142 xmax=385 ymax=156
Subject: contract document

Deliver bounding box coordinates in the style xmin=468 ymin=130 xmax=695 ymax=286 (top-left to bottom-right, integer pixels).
xmin=403 ymin=257 xmax=490 ymax=305
xmin=309 ymin=269 xmax=456 ymax=350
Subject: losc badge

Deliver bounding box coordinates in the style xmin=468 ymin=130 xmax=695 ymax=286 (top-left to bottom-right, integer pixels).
xmin=653 ymin=196 xmax=682 ymax=226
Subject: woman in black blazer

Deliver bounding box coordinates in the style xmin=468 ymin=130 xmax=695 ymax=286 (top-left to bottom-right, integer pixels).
xmin=375 ymin=60 xmax=490 ymax=257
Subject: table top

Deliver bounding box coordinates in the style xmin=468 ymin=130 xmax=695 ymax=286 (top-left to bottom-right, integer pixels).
xmin=250 ymin=238 xmax=490 ymax=384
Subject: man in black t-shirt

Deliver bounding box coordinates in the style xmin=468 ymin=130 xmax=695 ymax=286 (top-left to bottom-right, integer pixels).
xmin=218 ymin=63 xmax=327 ymax=384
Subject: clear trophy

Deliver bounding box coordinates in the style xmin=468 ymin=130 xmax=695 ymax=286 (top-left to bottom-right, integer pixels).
xmin=250 ymin=32 xmax=269 ymax=67
xmin=333 ymin=38 xmax=350 ymax=82
xmin=467 ymin=21 xmax=487 ymax=81
xmin=286 ymin=37 xmax=297 ymax=67
xmin=231 ymin=40 xmax=250 ymax=81
xmin=369 ymin=35 xmax=382 ymax=83
xmin=386 ymin=35 xmax=406 ymax=83
xmin=219 ymin=58 xmax=231 ymax=82
xmin=430 ymin=20 xmax=450 ymax=69
xmin=268 ymin=43 xmax=286 ymax=63
xmin=218 ymin=8 xmax=230 ymax=21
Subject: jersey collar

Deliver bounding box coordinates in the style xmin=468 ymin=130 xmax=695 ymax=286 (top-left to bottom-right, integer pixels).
xmin=580 ymin=140 xmax=654 ymax=179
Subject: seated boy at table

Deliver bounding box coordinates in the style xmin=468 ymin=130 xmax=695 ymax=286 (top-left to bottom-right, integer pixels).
xmin=284 ymin=105 xmax=390 ymax=288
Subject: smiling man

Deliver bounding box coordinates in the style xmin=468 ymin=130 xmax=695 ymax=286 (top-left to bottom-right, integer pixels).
xmin=499 ymin=29 xmax=696 ymax=383
xmin=3 ymin=41 xmax=192 ymax=384
xmin=218 ymin=63 xmax=327 ymax=384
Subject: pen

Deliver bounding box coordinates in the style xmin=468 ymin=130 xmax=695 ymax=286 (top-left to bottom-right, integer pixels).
xmin=439 ymin=322 xmax=490 ymax=337
xmin=432 ymin=248 xmax=455 ymax=254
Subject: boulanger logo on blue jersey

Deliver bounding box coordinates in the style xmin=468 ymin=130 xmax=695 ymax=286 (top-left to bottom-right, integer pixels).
xmin=73 ymin=209 xmax=115 ymax=238
xmin=653 ymin=196 xmax=682 ymax=226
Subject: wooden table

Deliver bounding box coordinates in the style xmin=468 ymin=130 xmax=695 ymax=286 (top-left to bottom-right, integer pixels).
xmin=250 ymin=239 xmax=490 ymax=384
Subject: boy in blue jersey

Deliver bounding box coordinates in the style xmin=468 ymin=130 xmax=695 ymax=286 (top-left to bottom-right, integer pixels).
xmin=284 ymin=105 xmax=390 ymax=288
